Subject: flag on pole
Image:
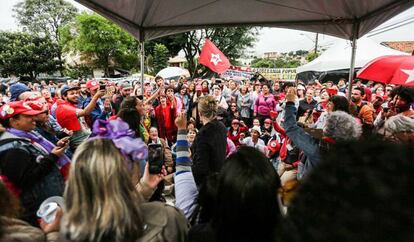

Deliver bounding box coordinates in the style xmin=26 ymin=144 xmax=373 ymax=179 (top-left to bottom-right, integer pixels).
xmin=198 ymin=39 xmax=230 ymax=74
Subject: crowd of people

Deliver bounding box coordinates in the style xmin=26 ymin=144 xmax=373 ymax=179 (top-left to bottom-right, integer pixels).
xmin=0 ymin=74 xmax=413 ymax=242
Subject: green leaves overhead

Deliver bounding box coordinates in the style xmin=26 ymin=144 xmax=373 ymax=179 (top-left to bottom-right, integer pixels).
xmin=62 ymin=13 xmax=139 ymax=77
xmin=0 ymin=32 xmax=61 ymax=78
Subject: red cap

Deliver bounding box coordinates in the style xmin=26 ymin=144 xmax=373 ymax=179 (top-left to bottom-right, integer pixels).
xmin=0 ymin=101 xmax=44 ymax=119
xmin=86 ymin=80 xmax=99 ymax=90
xmin=267 ymin=140 xmax=281 ymax=153
xmin=264 ymin=118 xmax=272 ymax=124
xmin=231 ymin=119 xmax=240 ymax=125
xmin=326 ymin=88 xmax=338 ymax=96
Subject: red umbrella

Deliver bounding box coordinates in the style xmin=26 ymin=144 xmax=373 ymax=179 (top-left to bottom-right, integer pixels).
xmin=357 ymin=55 xmax=414 ymax=86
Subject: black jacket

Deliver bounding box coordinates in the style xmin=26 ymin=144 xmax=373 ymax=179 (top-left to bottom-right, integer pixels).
xmin=0 ymin=132 xmax=64 ymax=226
xmin=191 ymin=119 xmax=227 ymax=186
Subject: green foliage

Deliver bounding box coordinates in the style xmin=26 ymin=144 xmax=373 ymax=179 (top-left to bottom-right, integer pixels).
xmin=63 ymin=64 xmax=93 ymax=79
xmin=13 ymin=0 xmax=78 ymax=41
xmin=306 ymin=52 xmax=319 ymax=62
xmin=152 ymin=44 xmax=169 ymax=75
xmin=251 ymin=57 xmax=301 ymax=68
xmin=14 ymin=0 xmax=78 ymax=76
xmin=0 ymin=31 xmax=62 ymax=78
xmin=145 ymin=35 xmax=183 ymax=58
xmin=62 ymin=13 xmax=139 ymax=77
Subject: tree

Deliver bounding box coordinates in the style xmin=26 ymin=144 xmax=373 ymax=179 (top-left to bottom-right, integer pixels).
xmin=145 ymin=35 xmax=183 ymax=58
xmin=0 ymin=32 xmax=61 ymax=78
xmin=14 ymin=0 xmax=78 ymax=75
xmin=251 ymin=57 xmax=301 ymax=68
xmin=306 ymin=52 xmax=319 ymax=62
xmin=152 ymin=44 xmax=169 ymax=75
xmin=61 ymin=13 xmax=139 ymax=77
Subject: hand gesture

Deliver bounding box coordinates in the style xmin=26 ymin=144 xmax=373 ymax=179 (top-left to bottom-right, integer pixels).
xmin=56 ymin=137 xmax=70 ymax=147
xmin=286 ymin=87 xmax=297 ymax=102
xmin=39 ymin=207 xmax=63 ymax=234
xmin=142 ymin=162 xmax=167 ymax=189
xmin=51 ymin=144 xmax=68 ymax=157
xmin=175 ymin=112 xmax=187 ymax=130
xmin=95 ymin=89 xmax=106 ymax=99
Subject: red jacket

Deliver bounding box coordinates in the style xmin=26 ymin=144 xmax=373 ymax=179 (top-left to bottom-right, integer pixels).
xmin=155 ymin=103 xmax=177 ymax=143
xmin=227 ymin=125 xmax=248 ymax=147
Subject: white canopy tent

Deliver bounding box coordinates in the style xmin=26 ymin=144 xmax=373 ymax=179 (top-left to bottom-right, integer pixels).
xmin=297 ymin=37 xmax=408 ymax=73
xmin=75 ymin=0 xmax=414 ymax=96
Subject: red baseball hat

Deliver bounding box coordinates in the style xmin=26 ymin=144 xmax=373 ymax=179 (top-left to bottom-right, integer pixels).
xmin=264 ymin=118 xmax=272 ymax=124
xmin=0 ymin=101 xmax=44 ymax=119
xmin=86 ymin=80 xmax=99 ymax=91
xmin=267 ymin=140 xmax=281 ymax=153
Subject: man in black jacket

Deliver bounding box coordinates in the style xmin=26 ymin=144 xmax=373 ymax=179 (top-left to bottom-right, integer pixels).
xmin=191 ymin=96 xmax=227 ymax=187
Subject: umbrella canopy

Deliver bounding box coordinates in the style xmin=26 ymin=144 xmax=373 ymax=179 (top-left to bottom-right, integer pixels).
xmin=296 ymin=37 xmax=408 ymax=73
xmin=75 ymin=0 xmax=414 ymax=41
xmin=357 ymin=55 xmax=414 ymax=86
xmin=156 ymin=67 xmax=190 ymax=79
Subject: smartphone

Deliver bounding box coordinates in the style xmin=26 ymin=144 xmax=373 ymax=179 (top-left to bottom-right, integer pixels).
xmin=99 ymin=84 xmax=106 ymax=90
xmin=148 ymin=144 xmax=164 ymax=174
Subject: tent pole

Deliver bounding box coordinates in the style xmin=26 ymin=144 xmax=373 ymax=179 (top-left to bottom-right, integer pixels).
xmin=347 ymin=22 xmax=359 ymax=100
xmin=140 ymin=40 xmax=145 ymax=96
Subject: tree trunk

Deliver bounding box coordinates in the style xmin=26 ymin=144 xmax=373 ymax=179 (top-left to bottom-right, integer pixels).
xmin=55 ymin=29 xmax=64 ymax=77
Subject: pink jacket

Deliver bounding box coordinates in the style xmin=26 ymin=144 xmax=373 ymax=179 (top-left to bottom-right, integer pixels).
xmin=254 ymin=94 xmax=277 ymax=116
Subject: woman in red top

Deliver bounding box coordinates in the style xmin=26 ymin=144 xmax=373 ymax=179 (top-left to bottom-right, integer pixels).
xmin=154 ymin=95 xmax=177 ymax=145
xmin=227 ymin=118 xmax=248 ymax=148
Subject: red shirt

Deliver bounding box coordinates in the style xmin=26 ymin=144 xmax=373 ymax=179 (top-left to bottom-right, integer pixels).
xmin=55 ymin=99 xmax=82 ymax=131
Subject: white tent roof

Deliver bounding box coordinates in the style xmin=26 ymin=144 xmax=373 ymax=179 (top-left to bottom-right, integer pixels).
xmin=75 ymin=0 xmax=414 ymax=41
xmin=296 ymin=37 xmax=408 ymax=73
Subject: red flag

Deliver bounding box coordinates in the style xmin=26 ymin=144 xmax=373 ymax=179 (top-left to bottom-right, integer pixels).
xmin=198 ymin=39 xmax=230 ymax=74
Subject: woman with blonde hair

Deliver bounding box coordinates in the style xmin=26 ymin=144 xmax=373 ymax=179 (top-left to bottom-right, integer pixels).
xmin=191 ymin=96 xmax=227 ymax=187
xmin=60 ymin=119 xmax=188 ymax=242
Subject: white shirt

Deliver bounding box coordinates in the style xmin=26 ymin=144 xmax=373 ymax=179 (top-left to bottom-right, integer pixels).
xmin=240 ymin=137 xmax=266 ymax=154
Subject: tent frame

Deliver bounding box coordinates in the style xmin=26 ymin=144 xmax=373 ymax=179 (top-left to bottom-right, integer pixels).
xmin=75 ymin=0 xmax=414 ymax=97
xmin=347 ymin=21 xmax=360 ymax=99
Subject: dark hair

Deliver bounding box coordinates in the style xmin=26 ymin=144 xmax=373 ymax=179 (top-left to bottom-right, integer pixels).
xmin=392 ymin=86 xmax=414 ymax=103
xmin=0 ymin=114 xmax=21 ymax=128
xmin=120 ymin=96 xmax=138 ymax=110
xmin=197 ymin=173 xmax=219 ymax=224
xmin=117 ymin=108 xmax=141 ymax=139
xmin=155 ymin=76 xmax=163 ymax=83
xmin=353 ymin=86 xmax=365 ymax=96
xmin=285 ymin=139 xmax=414 ymax=242
xmin=262 ymin=83 xmax=271 ymax=90
xmin=165 ymin=85 xmax=175 ymax=92
xmin=213 ymin=146 xmax=282 ymax=242
xmin=329 ymin=95 xmax=350 ymax=113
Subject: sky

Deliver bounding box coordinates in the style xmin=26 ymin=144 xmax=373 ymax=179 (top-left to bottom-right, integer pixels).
xmin=1 ymin=0 xmax=413 ymax=56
